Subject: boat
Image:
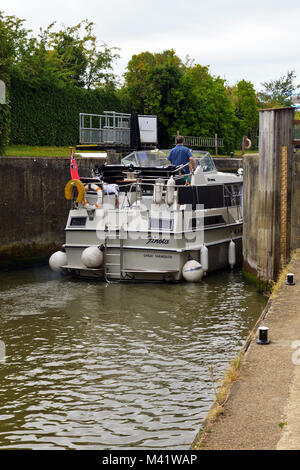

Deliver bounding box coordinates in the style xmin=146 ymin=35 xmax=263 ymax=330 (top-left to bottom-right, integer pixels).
xmin=49 ymin=149 xmax=243 ymax=282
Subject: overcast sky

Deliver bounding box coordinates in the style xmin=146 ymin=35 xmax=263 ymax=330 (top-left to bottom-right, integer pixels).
xmin=1 ymin=0 xmax=300 ymax=90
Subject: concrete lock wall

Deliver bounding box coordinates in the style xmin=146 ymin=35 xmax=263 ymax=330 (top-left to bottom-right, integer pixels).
xmin=0 ymin=156 xmax=106 ymax=268
xmin=212 ymin=157 xmax=242 ymax=173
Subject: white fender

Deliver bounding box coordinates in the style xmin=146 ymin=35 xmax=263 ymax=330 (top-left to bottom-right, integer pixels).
xmin=49 ymin=250 xmax=67 ymax=272
xmin=81 ymin=246 xmax=104 ymax=268
xmin=166 ymin=176 xmax=175 ymax=206
xmin=153 ymin=178 xmax=164 ymax=205
xmin=228 ymin=240 xmax=236 ymax=269
xmin=182 ymin=259 xmax=204 ymax=282
xmin=200 ymin=245 xmax=209 ymax=274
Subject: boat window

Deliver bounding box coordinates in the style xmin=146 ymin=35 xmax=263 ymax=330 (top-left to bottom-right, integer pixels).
xmin=121 ymin=153 xmax=138 ymax=165
xmin=204 ymin=215 xmax=225 ymax=226
xmin=70 ymin=217 xmax=87 ymax=227
xmin=149 ymin=218 xmax=174 ymax=231
xmin=189 ymin=215 xmax=225 ymax=230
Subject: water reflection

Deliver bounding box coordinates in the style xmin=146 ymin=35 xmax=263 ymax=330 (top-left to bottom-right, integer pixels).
xmin=0 ymin=267 xmax=266 ymax=449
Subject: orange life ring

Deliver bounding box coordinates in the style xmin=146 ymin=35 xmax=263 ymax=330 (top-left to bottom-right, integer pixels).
xmin=65 ymin=179 xmax=86 ymax=203
xmin=83 ymin=183 xmax=103 ymax=209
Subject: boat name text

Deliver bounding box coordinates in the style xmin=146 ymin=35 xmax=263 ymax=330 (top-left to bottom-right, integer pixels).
xmin=146 ymin=238 xmax=170 ymax=245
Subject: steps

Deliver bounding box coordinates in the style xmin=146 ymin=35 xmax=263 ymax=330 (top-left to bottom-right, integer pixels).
xmin=104 ymin=235 xmax=123 ymax=282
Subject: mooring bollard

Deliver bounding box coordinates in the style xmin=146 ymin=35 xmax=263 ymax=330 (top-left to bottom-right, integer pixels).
xmin=286 ymin=273 xmax=295 ymax=285
xmin=256 ymin=326 xmax=270 ymax=345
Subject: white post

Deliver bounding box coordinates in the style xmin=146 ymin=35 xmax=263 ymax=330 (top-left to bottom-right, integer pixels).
xmin=215 ymin=133 xmax=218 ymax=156
xmin=0 ymin=80 xmax=6 ymax=104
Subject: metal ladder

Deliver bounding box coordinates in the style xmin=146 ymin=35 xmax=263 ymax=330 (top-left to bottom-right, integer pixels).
xmin=104 ymin=231 xmax=124 ymax=283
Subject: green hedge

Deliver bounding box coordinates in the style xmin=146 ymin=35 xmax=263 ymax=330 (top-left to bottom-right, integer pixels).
xmin=9 ymin=78 xmax=124 ymax=146
xmin=0 ymin=103 xmax=10 ymax=153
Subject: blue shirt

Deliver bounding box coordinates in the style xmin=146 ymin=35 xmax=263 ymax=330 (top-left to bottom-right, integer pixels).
xmin=168 ymin=145 xmax=192 ymax=174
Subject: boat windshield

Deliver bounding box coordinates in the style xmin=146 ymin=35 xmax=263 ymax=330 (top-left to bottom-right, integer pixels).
xmin=121 ymin=150 xmax=169 ymax=167
xmin=121 ymin=149 xmax=216 ymax=172
xmin=191 ymin=151 xmax=217 ymax=172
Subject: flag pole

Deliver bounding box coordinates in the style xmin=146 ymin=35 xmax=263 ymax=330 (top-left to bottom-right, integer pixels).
xmin=69 ymin=146 xmax=80 ymax=180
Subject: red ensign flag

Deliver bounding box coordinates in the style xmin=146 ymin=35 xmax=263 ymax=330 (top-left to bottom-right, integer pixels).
xmin=70 ymin=149 xmax=80 ymax=180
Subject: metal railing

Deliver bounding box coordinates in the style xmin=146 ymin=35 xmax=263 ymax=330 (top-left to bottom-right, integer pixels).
xmin=175 ymin=134 xmax=223 ymax=149
xmin=79 ymin=111 xmax=131 ymax=145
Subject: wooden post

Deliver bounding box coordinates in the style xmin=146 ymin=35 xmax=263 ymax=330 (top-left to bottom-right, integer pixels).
xmin=241 ymin=136 xmax=245 ymax=156
xmin=257 ymin=107 xmax=294 ymax=282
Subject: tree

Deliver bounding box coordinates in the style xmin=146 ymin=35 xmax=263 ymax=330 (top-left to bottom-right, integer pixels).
xmin=227 ymin=80 xmax=259 ymax=147
xmin=0 ymin=11 xmax=17 ymax=151
xmin=176 ymin=65 xmax=237 ymax=152
xmin=123 ymin=50 xmax=183 ymax=110
xmin=258 ymin=70 xmax=299 ymax=108
xmin=123 ymin=50 xmax=238 ymax=150
xmin=0 ymin=10 xmax=33 ymax=83
xmin=43 ymin=20 xmax=120 ymax=89
xmin=123 ymin=50 xmax=185 ymax=146
xmin=0 ymin=12 xmax=120 ymax=89
xmin=48 ymin=28 xmax=88 ymax=87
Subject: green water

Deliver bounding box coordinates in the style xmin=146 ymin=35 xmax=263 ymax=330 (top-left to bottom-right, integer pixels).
xmin=0 ymin=267 xmax=266 ymax=449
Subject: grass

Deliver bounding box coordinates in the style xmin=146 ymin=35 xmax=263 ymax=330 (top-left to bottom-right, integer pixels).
xmin=1 ymin=145 xmax=259 ymax=158
xmin=211 ymin=149 xmax=258 ymax=158
xmin=191 ymin=351 xmax=244 ymax=449
xmin=2 ymin=145 xmax=72 ymax=157
xmin=278 ymin=422 xmax=288 ymax=429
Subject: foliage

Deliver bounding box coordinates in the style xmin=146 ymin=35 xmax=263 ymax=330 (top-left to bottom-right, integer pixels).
xmin=35 ymin=20 xmax=121 ymax=89
xmin=258 ymin=70 xmax=299 ymax=108
xmin=123 ymin=50 xmax=238 ymax=150
xmin=295 ymin=110 xmax=300 ymax=120
xmin=0 ymin=11 xmax=120 ymax=89
xmin=122 ymin=50 xmax=184 ymax=145
xmin=227 ymin=80 xmax=259 ymax=147
xmin=0 ymin=10 xmax=122 ymax=147
xmin=0 ymin=11 xmax=14 ymax=151
xmin=0 ymin=10 xmax=31 ymax=84
xmin=9 ymin=77 xmax=123 ymax=146
xmin=175 ymin=66 xmax=238 ymax=152
xmin=0 ymin=103 xmax=10 ymax=153
xmin=125 ymin=50 xmax=183 ymax=108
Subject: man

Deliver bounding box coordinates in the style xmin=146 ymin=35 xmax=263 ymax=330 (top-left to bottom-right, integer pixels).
xmin=168 ymin=135 xmax=196 ymax=177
